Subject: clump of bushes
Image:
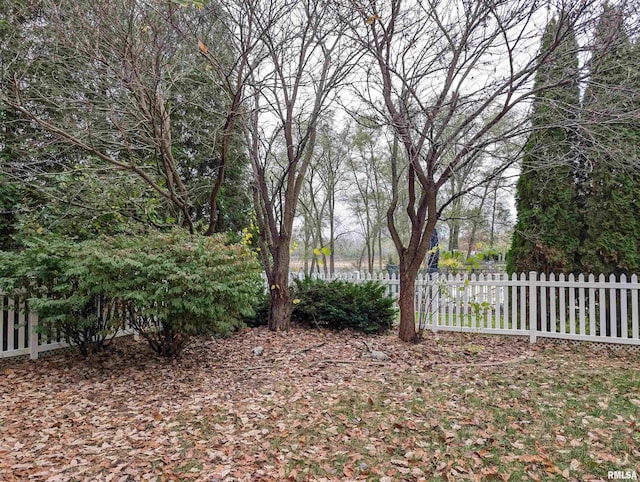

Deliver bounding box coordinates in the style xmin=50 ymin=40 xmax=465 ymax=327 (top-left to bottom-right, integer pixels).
xmin=0 ymin=230 xmax=262 ymax=358
xmin=89 ymin=230 xmax=262 ymax=357
xmin=0 ymin=236 xmax=121 ymax=356
xmin=290 ymin=277 xmax=395 ymax=334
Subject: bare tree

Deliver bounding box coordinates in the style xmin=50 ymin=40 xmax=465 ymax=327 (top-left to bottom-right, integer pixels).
xmin=298 ymin=160 xmax=329 ymax=275
xmin=439 ymin=116 xmax=520 ymax=256
xmin=346 ymin=0 xmax=605 ymax=341
xmin=315 ymin=120 xmax=352 ymax=275
xmin=346 ymin=122 xmax=390 ymax=273
xmin=295 ymin=117 xmax=351 ymax=276
xmin=188 ymin=0 xmax=267 ymax=234
xmin=1 ymin=0 xmax=253 ymax=234
xmin=243 ymin=0 xmax=356 ymax=330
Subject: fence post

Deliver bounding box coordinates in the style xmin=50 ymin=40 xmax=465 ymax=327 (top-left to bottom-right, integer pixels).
xmin=29 ymin=311 xmax=39 ymax=360
xmin=529 ymin=271 xmax=537 ymax=343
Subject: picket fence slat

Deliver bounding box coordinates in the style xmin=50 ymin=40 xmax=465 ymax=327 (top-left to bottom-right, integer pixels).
xmin=540 ymin=274 xmax=547 ymax=333
xmin=610 ymin=274 xmax=618 ymax=338
xmin=511 ymin=273 xmax=518 ymax=331
xmin=569 ymin=275 xmax=576 ymax=335
xmin=494 ymin=277 xmax=500 ymax=327
xmin=17 ymin=301 xmax=26 ymax=351
xmin=7 ymin=297 xmax=15 ymax=352
xmin=550 ymin=274 xmax=557 ymax=334
xmin=29 ymin=311 xmax=38 ymax=360
xmin=0 ymin=295 xmax=5 ymax=353
xmin=520 ymin=273 xmax=527 ymax=331
xmin=621 ymin=275 xmax=628 ymax=339
xmin=578 ymin=274 xmax=586 ymax=336
xmin=503 ymin=277 xmax=510 ymax=330
xmin=633 ymin=275 xmax=640 ymax=340
xmin=560 ymin=275 xmax=567 ymax=334
xmin=589 ymin=274 xmax=596 ymax=337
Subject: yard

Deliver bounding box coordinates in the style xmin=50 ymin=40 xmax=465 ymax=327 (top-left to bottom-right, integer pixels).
xmin=1 ymin=328 xmax=638 ymax=482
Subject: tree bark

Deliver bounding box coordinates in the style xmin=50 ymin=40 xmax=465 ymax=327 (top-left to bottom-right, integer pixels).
xmin=267 ymin=249 xmax=293 ymax=331
xmin=268 ymin=283 xmax=292 ymax=331
xmin=398 ymin=264 xmax=419 ymax=342
xmin=449 ymin=223 xmax=460 ymax=251
xmin=329 ymin=201 xmax=335 ymax=276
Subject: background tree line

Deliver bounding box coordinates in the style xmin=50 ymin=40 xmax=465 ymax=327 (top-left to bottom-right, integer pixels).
xmin=2 ymin=0 xmax=639 ymax=342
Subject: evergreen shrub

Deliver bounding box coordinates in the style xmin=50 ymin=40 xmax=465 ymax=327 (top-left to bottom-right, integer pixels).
xmin=290 ymin=277 xmax=395 ymax=334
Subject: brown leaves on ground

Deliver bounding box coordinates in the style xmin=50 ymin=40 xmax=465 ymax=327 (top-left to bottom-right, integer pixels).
xmin=0 ymin=328 xmax=638 ymax=481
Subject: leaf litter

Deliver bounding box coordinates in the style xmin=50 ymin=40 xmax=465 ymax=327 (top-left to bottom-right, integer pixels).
xmin=1 ymin=327 xmax=638 ymax=481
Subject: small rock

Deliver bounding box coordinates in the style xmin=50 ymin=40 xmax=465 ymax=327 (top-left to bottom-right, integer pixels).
xmin=363 ymin=350 xmax=389 ymax=361
xmin=251 ymin=346 xmax=264 ymax=356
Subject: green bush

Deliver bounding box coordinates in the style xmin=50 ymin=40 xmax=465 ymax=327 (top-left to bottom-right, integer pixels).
xmin=290 ymin=277 xmax=395 ymax=334
xmin=243 ymin=292 xmax=269 ymax=328
xmin=90 ymin=231 xmax=262 ymax=357
xmin=0 ymin=230 xmax=263 ymax=358
xmin=0 ymin=236 xmax=121 ymax=356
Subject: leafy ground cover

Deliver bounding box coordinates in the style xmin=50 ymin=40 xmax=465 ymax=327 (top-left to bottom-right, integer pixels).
xmin=1 ymin=328 xmax=638 ymax=481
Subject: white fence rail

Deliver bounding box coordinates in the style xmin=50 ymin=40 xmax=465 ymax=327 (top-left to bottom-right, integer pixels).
xmin=302 ymin=271 xmax=640 ymax=346
xmin=3 ymin=271 xmax=639 ymax=360
xmin=0 ymin=295 xmax=133 ymax=360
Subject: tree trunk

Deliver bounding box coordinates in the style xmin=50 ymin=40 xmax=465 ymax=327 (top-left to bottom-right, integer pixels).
xmin=378 ymin=225 xmax=383 ymax=271
xmin=466 ymin=184 xmax=490 ymax=259
xmin=329 ymin=207 xmax=335 ymax=276
xmin=490 ymin=181 xmax=498 ymax=247
xmin=449 ymin=223 xmax=460 ymax=251
xmin=303 ymin=225 xmax=311 ymax=276
xmin=268 ymin=268 xmax=292 ymax=331
xmin=398 ymin=264 xmax=419 ymax=342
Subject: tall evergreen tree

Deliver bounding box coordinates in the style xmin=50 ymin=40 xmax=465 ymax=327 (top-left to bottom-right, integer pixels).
xmin=507 ymin=14 xmax=581 ymax=274
xmin=579 ymin=6 xmax=640 ymax=276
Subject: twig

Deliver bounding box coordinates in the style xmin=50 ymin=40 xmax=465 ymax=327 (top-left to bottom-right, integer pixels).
xmin=318 ymin=359 xmax=359 ymax=364
xmin=314 ymin=358 xmax=388 ymax=366
xmin=273 ymin=341 xmax=327 ymax=362
xmin=291 ymin=341 xmax=326 ymax=356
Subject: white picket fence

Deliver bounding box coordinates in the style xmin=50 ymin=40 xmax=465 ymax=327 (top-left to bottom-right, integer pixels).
xmin=3 ymin=271 xmax=639 ymax=360
xmin=301 ymin=271 xmax=640 ymax=346
xmin=0 ymin=296 xmax=41 ymax=360
xmin=0 ymin=295 xmax=133 ymax=360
